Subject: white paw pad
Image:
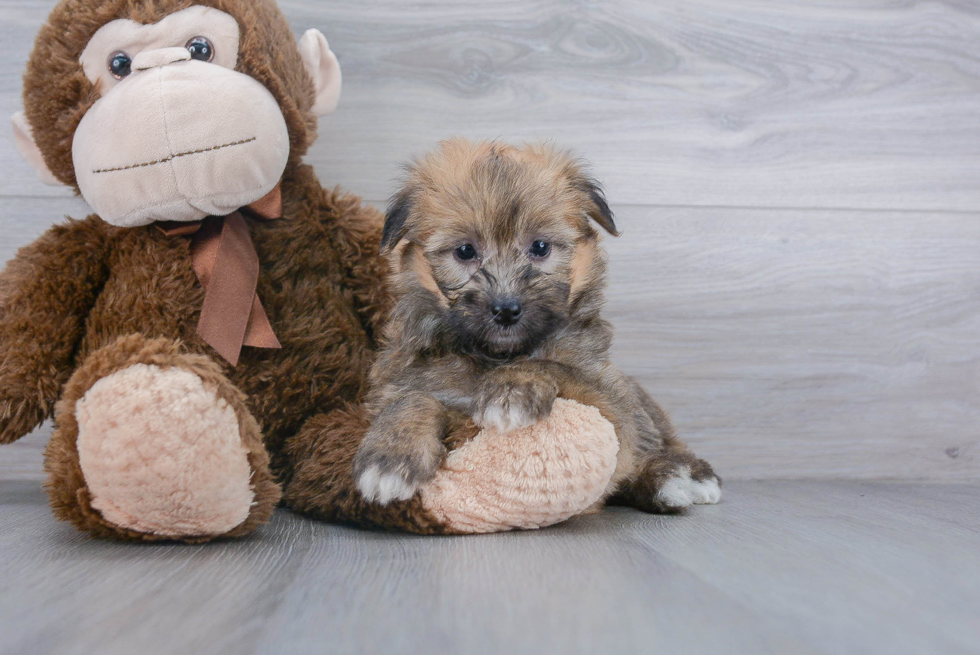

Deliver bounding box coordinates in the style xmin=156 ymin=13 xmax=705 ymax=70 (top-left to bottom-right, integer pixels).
xmin=356 ymin=465 xmax=418 ymax=505
xmin=657 ymin=466 xmax=722 ymax=509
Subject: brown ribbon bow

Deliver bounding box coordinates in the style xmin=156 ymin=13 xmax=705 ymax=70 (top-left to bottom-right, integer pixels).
xmin=158 ymin=184 xmax=283 ymax=365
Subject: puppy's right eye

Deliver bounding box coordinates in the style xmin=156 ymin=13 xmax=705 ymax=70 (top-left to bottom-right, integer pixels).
xmin=529 ymin=240 xmax=551 ymax=258
xmin=454 ymin=244 xmax=478 ymax=261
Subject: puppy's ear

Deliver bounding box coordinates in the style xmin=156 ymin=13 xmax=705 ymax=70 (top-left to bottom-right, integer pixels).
xmin=380 ymin=188 xmax=415 ymax=254
xmin=577 ymin=178 xmax=619 ymax=236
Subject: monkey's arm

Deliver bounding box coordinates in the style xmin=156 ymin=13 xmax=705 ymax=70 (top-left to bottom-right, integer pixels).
xmin=0 ymin=217 xmax=111 ymax=443
xmin=318 ymin=185 xmax=392 ymax=346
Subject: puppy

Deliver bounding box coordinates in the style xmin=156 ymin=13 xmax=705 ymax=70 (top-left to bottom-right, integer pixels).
xmin=353 ymin=138 xmax=721 ymax=512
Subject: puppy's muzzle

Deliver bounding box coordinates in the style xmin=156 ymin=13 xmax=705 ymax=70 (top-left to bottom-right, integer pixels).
xmin=491 ymin=297 xmax=523 ymax=326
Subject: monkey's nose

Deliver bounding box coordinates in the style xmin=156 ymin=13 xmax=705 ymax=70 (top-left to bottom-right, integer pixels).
xmin=491 ymin=298 xmax=523 ymax=326
xmin=132 ymin=47 xmax=192 ymax=72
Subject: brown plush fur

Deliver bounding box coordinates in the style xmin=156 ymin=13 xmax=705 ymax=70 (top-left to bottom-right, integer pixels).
xmin=1 ymin=0 xmax=449 ymax=540
xmin=353 ymin=139 xmax=720 ymax=515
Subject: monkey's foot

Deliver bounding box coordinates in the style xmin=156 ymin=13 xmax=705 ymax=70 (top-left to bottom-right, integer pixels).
xmin=45 ymin=335 xmax=280 ymax=542
xmin=419 ymin=398 xmax=619 ymax=533
xmin=76 ymin=363 xmax=256 ymax=536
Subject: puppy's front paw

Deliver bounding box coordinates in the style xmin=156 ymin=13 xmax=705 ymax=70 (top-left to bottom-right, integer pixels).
xmin=353 ymin=439 xmax=445 ymax=506
xmin=355 ymin=462 xmax=419 ymax=505
xmin=474 ymin=376 xmax=559 ymax=433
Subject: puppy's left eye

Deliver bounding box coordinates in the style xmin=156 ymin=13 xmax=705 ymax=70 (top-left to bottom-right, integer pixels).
xmin=529 ymin=240 xmax=551 ymax=258
xmin=454 ymin=244 xmax=478 ymax=261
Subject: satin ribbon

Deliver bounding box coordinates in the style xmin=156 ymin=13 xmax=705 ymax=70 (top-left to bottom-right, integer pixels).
xmin=158 ymin=184 xmax=283 ymax=365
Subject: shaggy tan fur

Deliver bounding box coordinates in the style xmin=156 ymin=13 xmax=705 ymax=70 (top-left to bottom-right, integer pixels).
xmin=281 ymin=403 xmax=458 ymax=534
xmin=353 ymin=139 xmax=721 ymax=521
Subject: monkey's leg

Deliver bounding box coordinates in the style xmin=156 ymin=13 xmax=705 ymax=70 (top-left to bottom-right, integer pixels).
xmin=608 ymin=379 xmax=721 ymax=513
xmin=281 ymin=403 xmax=464 ymax=534
xmin=44 ymin=334 xmax=281 ymax=542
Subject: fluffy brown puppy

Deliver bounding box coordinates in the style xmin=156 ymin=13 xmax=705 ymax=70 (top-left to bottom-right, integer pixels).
xmin=351 ymin=139 xmax=721 ymax=513
xmin=0 ymin=0 xmax=422 ymax=541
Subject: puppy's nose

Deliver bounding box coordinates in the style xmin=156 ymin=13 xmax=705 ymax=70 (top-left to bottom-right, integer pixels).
xmin=491 ymin=298 xmax=523 ymax=326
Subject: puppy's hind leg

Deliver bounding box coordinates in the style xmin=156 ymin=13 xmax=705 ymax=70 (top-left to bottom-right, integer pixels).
xmin=610 ymin=379 xmax=721 ymax=513
xmin=611 ymin=451 xmax=722 ymax=513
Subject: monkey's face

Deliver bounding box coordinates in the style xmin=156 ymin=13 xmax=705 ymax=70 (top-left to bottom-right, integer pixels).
xmin=383 ymin=139 xmax=618 ymax=360
xmin=71 ymin=7 xmax=287 ymax=227
xmin=14 ymin=2 xmax=342 ymax=228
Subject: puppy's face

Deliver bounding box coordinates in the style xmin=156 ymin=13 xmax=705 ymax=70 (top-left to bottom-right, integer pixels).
xmin=382 ymin=139 xmax=618 ymax=359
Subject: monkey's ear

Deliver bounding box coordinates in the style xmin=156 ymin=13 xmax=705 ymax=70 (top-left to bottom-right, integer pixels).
xmin=11 ymin=112 xmax=62 ymax=186
xmin=578 ymin=178 xmax=619 ymax=236
xmin=380 ymin=189 xmax=415 ymax=255
xmin=298 ymin=29 xmax=342 ymax=116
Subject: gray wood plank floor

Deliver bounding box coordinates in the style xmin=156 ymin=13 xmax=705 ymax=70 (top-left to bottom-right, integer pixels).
xmin=1 ymin=478 xmax=977 ymax=655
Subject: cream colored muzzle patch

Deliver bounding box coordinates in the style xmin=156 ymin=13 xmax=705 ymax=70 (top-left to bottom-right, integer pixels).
xmin=73 ymin=59 xmax=289 ymax=227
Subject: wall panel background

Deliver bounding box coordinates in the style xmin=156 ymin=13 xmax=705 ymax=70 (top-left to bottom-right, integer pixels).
xmin=1 ymin=0 xmax=977 ymax=480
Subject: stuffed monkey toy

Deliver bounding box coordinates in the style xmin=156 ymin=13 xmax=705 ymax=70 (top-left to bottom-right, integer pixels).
xmin=2 ymin=0 xmax=620 ymax=541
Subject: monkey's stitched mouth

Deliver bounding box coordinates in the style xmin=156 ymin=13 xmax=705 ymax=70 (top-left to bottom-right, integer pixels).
xmin=92 ymin=136 xmax=257 ymax=174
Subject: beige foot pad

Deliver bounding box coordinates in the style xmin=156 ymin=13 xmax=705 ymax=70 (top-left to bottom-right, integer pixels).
xmin=420 ymin=398 xmax=619 ymax=533
xmin=76 ymin=363 xmax=254 ymax=537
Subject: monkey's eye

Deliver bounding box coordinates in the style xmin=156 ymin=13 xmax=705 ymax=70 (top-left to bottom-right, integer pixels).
xmin=529 ymin=240 xmax=551 ymax=258
xmin=185 ymin=36 xmax=215 ymax=62
xmin=108 ymin=52 xmax=132 ymax=79
xmin=454 ymin=244 xmax=478 ymax=261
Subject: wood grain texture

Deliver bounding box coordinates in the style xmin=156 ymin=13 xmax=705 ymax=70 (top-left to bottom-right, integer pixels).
xmin=3 ymin=200 xmax=977 ymax=481
xmin=1 ymin=1 xmax=980 ymax=208
xmin=3 ymin=2 xmax=980 ymax=652
xmin=297 ymin=0 xmax=980 ymax=210
xmin=0 ymin=196 xmax=92 ymax=263
xmin=0 ymin=425 xmax=47 ymax=481
xmin=2 ymin=0 xmax=980 ymax=481
xmin=286 ymin=0 xmax=980 ymax=210
xmin=0 ymin=480 xmax=977 ymax=655
xmin=604 ymin=206 xmax=980 ymax=481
